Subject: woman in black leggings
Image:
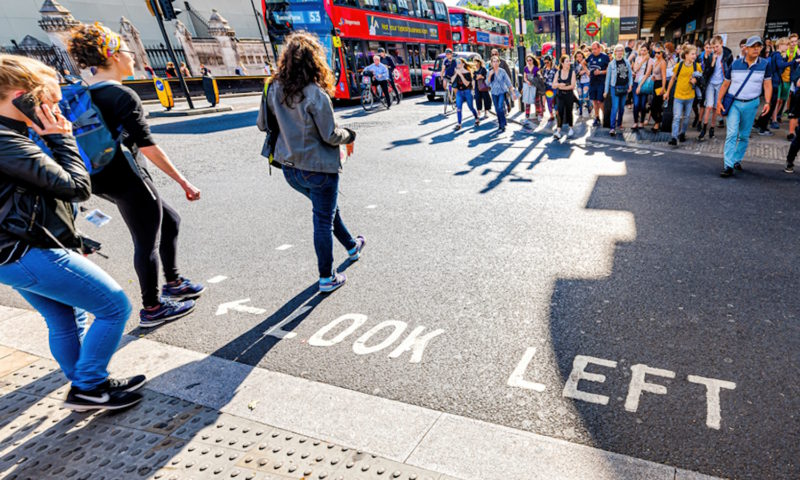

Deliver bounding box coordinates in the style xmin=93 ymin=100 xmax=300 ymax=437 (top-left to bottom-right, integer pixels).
xmin=553 ymin=54 xmax=576 ymax=139
xmin=69 ymin=23 xmax=203 ymax=328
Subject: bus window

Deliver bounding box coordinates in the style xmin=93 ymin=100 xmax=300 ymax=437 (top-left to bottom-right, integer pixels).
xmin=449 ymin=13 xmax=464 ymax=27
xmin=396 ymin=0 xmax=410 ymax=15
xmin=468 ymin=14 xmax=480 ymax=29
xmin=418 ymin=0 xmax=434 ymax=19
xmin=387 ymin=43 xmax=406 ymax=64
xmin=359 ymin=0 xmax=380 ymax=9
xmin=380 ymin=0 xmax=397 ymax=13
xmin=334 ymin=0 xmax=359 ymax=6
xmin=433 ymin=1 xmax=447 ymax=22
xmin=426 ymin=45 xmax=440 ymax=61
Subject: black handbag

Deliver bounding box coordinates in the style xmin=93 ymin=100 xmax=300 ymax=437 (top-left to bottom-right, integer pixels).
xmin=659 ymin=63 xmax=682 ymax=132
xmin=0 ymin=185 xmax=81 ymax=250
xmin=614 ymin=84 xmax=628 ymax=96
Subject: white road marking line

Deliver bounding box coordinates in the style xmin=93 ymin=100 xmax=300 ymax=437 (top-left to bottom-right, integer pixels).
xmin=216 ymin=298 xmax=267 ymax=316
xmin=276 ymin=244 xmax=293 ymax=250
xmin=423 ymin=179 xmax=432 ymax=183
xmin=366 ymin=205 xmax=377 ymax=209
xmin=398 ymin=190 xmax=408 ymax=194
xmin=207 ymin=275 xmax=228 ymax=284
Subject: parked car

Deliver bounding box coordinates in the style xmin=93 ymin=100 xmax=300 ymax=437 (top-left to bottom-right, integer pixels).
xmin=424 ymin=52 xmax=483 ymax=101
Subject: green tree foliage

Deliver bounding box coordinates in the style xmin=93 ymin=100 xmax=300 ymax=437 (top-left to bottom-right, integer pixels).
xmin=467 ymin=0 xmax=618 ymax=52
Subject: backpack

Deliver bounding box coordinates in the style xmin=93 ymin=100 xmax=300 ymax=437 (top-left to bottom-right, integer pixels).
xmin=56 ymin=80 xmax=123 ymax=174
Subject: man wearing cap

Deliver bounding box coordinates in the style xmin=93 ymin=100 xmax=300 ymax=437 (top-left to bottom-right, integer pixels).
xmin=379 ymin=48 xmax=400 ymax=104
xmin=716 ymin=36 xmax=774 ymax=177
xmin=440 ymin=49 xmax=457 ymax=95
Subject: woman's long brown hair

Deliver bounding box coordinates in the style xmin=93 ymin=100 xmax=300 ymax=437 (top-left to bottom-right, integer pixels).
xmin=275 ymin=31 xmax=335 ymax=107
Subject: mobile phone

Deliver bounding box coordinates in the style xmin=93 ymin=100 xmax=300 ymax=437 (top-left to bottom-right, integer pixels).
xmin=11 ymin=93 xmax=43 ymax=129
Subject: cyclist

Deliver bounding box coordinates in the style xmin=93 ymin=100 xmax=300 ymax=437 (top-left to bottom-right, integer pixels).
xmin=364 ymin=55 xmax=392 ymax=109
xmin=378 ymin=48 xmax=399 ymax=104
xmin=440 ymin=49 xmax=457 ymax=95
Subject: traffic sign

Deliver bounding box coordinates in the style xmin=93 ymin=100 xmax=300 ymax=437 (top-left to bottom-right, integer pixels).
xmin=571 ymin=0 xmax=586 ymax=17
xmin=585 ymin=21 xmax=600 ymax=37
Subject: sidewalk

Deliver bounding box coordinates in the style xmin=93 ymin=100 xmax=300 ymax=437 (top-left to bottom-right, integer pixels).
xmin=501 ymin=101 xmax=791 ymax=166
xmin=0 ymin=306 xmax=720 ymax=480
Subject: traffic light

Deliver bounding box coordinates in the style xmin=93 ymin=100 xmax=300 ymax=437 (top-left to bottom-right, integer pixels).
xmin=571 ymin=0 xmax=587 ymax=17
xmin=536 ymin=16 xmax=544 ymax=33
xmin=158 ymin=0 xmax=181 ymax=20
xmin=523 ymin=0 xmax=538 ymax=21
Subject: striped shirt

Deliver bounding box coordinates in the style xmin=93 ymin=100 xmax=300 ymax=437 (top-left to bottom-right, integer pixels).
xmin=724 ymin=57 xmax=772 ymax=101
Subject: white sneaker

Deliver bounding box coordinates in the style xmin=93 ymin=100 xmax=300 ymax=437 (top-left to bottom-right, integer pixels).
xmin=567 ymin=128 xmax=574 ymax=138
xmin=553 ymin=128 xmax=562 ymax=139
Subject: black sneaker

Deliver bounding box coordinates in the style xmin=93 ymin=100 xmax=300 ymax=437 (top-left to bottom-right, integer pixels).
xmin=107 ymin=375 xmax=147 ymax=393
xmin=709 ymin=127 xmax=715 ymax=139
xmin=789 ymin=133 xmax=796 ymax=141
xmin=698 ymin=125 xmax=707 ymax=140
xmin=64 ymin=385 xmax=143 ymax=411
xmin=784 ymin=164 xmax=794 ymax=174
xmin=668 ymin=138 xmax=678 ymax=146
xmin=734 ymin=162 xmax=743 ymax=171
xmin=678 ymin=133 xmax=687 ymax=142
xmin=720 ymin=167 xmax=734 ymax=177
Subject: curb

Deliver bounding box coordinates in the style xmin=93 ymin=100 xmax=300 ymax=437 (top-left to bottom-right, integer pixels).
xmin=0 ymin=305 xmax=723 ymax=480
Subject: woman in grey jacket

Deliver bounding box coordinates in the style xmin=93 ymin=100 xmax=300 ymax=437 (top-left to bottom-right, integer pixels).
xmin=266 ymin=32 xmax=364 ymax=294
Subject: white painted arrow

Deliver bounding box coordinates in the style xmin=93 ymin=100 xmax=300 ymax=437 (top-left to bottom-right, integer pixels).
xmin=216 ymin=298 xmax=267 ymax=316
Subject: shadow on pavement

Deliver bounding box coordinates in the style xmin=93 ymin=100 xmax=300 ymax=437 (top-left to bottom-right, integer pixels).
xmin=547 ymin=153 xmax=800 ymax=479
xmin=149 ymin=110 xmax=258 ymax=135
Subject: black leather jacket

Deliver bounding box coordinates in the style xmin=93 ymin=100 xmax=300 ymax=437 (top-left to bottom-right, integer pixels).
xmin=0 ymin=116 xmax=91 ymax=250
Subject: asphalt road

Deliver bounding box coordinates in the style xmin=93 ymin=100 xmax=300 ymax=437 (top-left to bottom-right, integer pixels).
xmin=2 ymin=95 xmax=798 ymax=479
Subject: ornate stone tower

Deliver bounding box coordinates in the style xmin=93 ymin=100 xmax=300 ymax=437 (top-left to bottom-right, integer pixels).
xmin=37 ymin=0 xmax=79 ymax=54
xmin=119 ymin=17 xmax=149 ymax=79
xmin=208 ymin=9 xmax=240 ymax=75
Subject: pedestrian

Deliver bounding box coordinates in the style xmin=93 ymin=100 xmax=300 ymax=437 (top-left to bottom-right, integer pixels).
xmin=736 ymin=38 xmax=747 ymax=61
xmin=604 ymin=44 xmax=632 ymax=137
xmin=587 ymin=41 xmax=610 ymax=127
xmin=165 ymin=61 xmax=176 ymax=78
xmin=266 ymin=32 xmax=364 ymax=293
xmin=491 ymin=48 xmax=512 ymax=111
xmin=521 ymin=54 xmax=539 ymax=123
xmin=664 ymin=42 xmax=678 ymax=85
xmin=473 ymin=57 xmax=492 ymax=119
xmin=235 ymin=64 xmax=247 ymax=76
xmin=631 ymin=44 xmax=654 ymax=131
xmin=787 ymin=54 xmax=800 ymax=142
xmin=378 ymin=47 xmax=400 ymax=104
xmin=69 ymin=23 xmax=203 ymax=327
xmin=649 ymin=44 xmax=668 ymax=132
xmin=664 ymin=44 xmax=699 ymax=145
xmin=541 ymin=56 xmax=557 ymax=122
xmin=452 ymin=58 xmax=479 ymax=131
xmin=486 ymin=54 xmax=516 ymax=133
xmin=179 ymin=62 xmax=191 ymax=77
xmin=756 ymin=37 xmax=794 ymax=135
xmin=0 ymin=54 xmax=145 ymax=410
xmin=715 ymin=36 xmax=773 ymax=177
xmin=770 ymin=38 xmax=793 ymax=129
xmin=553 ymin=54 xmax=576 ymax=139
xmin=200 ymin=64 xmax=211 ymax=76
xmin=699 ymin=35 xmax=733 ymax=140
xmin=143 ymin=63 xmax=154 ymax=79
xmin=574 ymin=51 xmax=591 ymax=117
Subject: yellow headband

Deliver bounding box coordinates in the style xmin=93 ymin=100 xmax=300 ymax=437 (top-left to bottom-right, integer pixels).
xmin=95 ymin=22 xmax=121 ymax=58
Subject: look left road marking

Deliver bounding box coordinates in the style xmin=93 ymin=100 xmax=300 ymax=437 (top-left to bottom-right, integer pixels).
xmin=276 ymin=244 xmax=293 ymax=251
xmin=207 ymin=275 xmax=227 ymax=284
xmin=216 ymin=299 xmax=267 ymax=316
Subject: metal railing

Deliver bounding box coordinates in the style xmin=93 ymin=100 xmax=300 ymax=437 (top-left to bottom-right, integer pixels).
xmin=145 ymin=44 xmax=189 ymax=77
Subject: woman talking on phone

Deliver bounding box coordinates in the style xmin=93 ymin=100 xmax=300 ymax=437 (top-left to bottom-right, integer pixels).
xmin=0 ymin=54 xmax=144 ymax=410
xmin=68 ymin=23 xmax=203 ymax=328
xmin=267 ymin=32 xmax=363 ymax=294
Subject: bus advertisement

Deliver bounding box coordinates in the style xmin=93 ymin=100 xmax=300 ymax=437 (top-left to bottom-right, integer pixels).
xmin=263 ymin=0 xmax=452 ymax=100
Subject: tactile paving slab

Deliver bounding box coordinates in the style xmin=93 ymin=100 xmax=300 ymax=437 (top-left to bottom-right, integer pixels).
xmin=0 ymin=351 xmax=453 ymax=480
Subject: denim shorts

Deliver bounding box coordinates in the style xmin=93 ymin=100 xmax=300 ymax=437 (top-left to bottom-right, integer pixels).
xmin=704 ymin=82 xmax=722 ymax=108
xmin=589 ymin=82 xmax=605 ymax=101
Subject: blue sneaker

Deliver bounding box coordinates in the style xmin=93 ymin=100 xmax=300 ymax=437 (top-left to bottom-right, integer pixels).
xmin=162 ymin=277 xmax=205 ymax=301
xmin=770 ymin=121 xmax=780 ymax=129
xmin=348 ymin=236 xmax=366 ymax=261
xmin=139 ymin=299 xmax=196 ymax=328
xmin=319 ymin=273 xmax=346 ymax=294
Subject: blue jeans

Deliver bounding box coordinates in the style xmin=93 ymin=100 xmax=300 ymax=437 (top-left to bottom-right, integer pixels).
xmin=283 ymin=166 xmax=357 ymax=278
xmin=456 ymin=89 xmax=478 ymax=125
xmin=724 ymin=98 xmax=760 ymax=168
xmin=492 ymin=93 xmax=507 ymax=129
xmin=632 ymin=82 xmax=648 ymax=123
xmin=610 ymin=93 xmax=625 ymax=129
xmin=671 ymin=98 xmax=694 ymax=138
xmin=0 ymin=248 xmax=131 ymax=390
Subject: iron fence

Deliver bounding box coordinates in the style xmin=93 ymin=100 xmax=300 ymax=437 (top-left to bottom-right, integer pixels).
xmin=1 ymin=44 xmax=79 ymax=79
xmin=145 ymin=44 xmax=189 ymax=77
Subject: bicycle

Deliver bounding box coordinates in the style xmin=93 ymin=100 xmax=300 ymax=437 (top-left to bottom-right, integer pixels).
xmin=442 ymin=81 xmax=456 ymax=116
xmin=361 ymin=72 xmax=392 ymax=112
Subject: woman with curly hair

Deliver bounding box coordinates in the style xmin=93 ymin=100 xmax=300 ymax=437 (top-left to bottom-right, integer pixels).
xmin=68 ymin=23 xmax=203 ymax=327
xmin=267 ymin=32 xmax=363 ymax=294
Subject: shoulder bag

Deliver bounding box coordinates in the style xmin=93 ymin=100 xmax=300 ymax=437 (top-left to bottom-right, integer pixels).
xmin=257 ymin=80 xmax=281 ymax=173
xmin=720 ymin=63 xmax=756 ymax=116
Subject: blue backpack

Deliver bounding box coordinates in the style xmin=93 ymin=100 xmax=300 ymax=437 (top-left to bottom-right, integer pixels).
xmin=54 ymin=81 xmax=123 ymax=174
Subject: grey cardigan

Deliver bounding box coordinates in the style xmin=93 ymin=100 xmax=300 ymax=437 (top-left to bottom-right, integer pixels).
xmin=265 ymin=81 xmax=354 ymax=174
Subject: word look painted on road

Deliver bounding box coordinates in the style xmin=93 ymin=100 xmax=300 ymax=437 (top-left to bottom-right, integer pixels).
xmin=308 ymin=314 xmax=444 ymax=364
xmin=508 ymin=347 xmax=736 ymax=430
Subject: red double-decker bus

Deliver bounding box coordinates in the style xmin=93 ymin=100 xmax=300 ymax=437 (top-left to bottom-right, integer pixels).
xmin=263 ymin=0 xmax=452 ymax=100
xmin=447 ymin=6 xmax=514 ymax=59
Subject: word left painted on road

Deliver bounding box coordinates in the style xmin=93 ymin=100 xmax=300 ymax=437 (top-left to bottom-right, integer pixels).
xmin=508 ymin=347 xmax=736 ymax=430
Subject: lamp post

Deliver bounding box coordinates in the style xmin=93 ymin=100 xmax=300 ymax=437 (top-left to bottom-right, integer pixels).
xmin=249 ymin=0 xmax=272 ymax=64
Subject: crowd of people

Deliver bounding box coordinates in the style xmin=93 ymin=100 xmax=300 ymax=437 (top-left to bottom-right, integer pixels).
xmin=433 ymin=34 xmax=800 ymax=177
